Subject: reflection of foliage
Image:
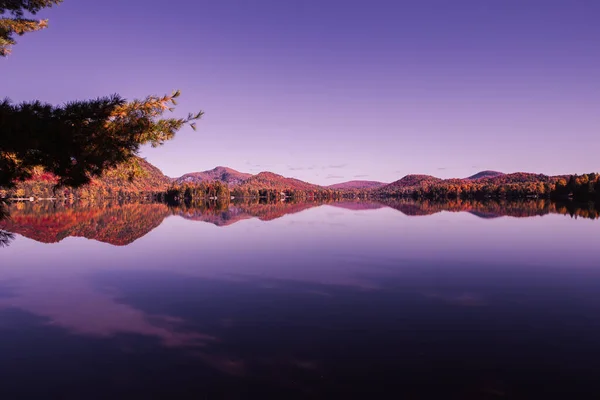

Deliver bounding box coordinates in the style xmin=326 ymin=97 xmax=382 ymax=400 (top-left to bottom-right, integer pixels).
xmin=0 ymin=201 xmax=170 ymax=245
xmin=0 ymin=198 xmax=7 ymax=220
xmin=0 ymin=198 xmax=14 ymax=247
xmin=236 ymin=199 xmax=323 ymax=221
xmin=554 ymin=201 xmax=600 ymax=220
xmin=381 ymin=198 xmax=600 ymax=220
xmin=1 ymin=198 xmax=598 ymax=248
xmin=170 ymin=198 xmax=326 ymax=226
xmin=0 ymin=229 xmax=14 ymax=247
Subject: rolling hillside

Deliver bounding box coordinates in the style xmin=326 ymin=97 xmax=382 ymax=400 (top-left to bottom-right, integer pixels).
xmin=3 ymin=157 xmax=171 ymax=198
xmin=327 ymin=180 xmax=387 ymax=190
xmin=237 ymin=172 xmax=321 ymax=191
xmin=175 ymin=167 xmax=252 ymax=186
xmin=379 ymin=175 xmax=442 ymax=192
xmin=467 ymin=170 xmax=505 ymax=180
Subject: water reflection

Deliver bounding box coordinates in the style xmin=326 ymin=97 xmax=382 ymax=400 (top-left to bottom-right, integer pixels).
xmin=0 ymin=200 xmax=13 ymax=247
xmin=382 ymin=198 xmax=600 ymax=219
xmin=0 ymin=198 xmax=598 ymax=247
xmin=0 ymin=198 xmax=599 ymax=397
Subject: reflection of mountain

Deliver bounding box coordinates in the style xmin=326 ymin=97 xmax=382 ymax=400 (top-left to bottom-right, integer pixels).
xmin=382 ymin=198 xmax=554 ymax=218
xmin=0 ymin=202 xmax=170 ymax=246
xmin=329 ymin=202 xmax=386 ymax=211
xmin=381 ymin=198 xmax=600 ymax=220
xmin=1 ymin=199 xmax=598 ymax=246
xmin=327 ymin=181 xmax=387 ymax=190
xmin=468 ymin=211 xmax=502 ymax=219
xmin=172 ymin=201 xmax=324 ymax=226
xmin=237 ymin=201 xmax=322 ymax=221
xmin=171 ymin=204 xmax=253 ymax=227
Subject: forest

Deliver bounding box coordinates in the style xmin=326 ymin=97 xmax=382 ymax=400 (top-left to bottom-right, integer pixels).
xmin=375 ymin=173 xmax=600 ymax=202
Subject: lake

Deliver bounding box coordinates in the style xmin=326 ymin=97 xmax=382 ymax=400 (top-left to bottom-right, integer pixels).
xmin=1 ymin=199 xmax=599 ymax=398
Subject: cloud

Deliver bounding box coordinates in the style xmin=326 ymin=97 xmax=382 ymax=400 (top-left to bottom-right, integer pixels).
xmin=326 ymin=174 xmax=344 ymax=180
xmin=437 ymin=167 xmax=447 ymax=171
xmin=323 ymin=164 xmax=347 ymax=170
xmin=245 ymin=161 xmax=270 ymax=169
xmin=287 ymin=165 xmax=316 ymax=171
xmin=354 ymin=174 xmax=369 ymax=178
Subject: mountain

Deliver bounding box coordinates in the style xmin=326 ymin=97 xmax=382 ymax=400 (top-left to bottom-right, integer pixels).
xmin=175 ymin=167 xmax=252 ymax=186
xmin=467 ymin=170 xmax=505 ymax=180
xmin=477 ymin=172 xmax=556 ymax=185
xmin=379 ymin=175 xmax=442 ymax=191
xmin=2 ymin=157 xmax=172 ymax=199
xmin=4 ymin=156 xmax=594 ymax=202
xmin=327 ymin=180 xmax=387 ymax=190
xmin=237 ymin=171 xmax=321 ymax=191
xmin=91 ymin=157 xmax=172 ymax=193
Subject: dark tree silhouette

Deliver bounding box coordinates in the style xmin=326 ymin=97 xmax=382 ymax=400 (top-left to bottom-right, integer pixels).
xmin=1 ymin=1 xmax=203 ymax=249
xmin=1 ymin=1 xmax=203 ymax=189
xmin=0 ymin=0 xmax=62 ymax=56
xmin=1 ymin=92 xmax=202 ymax=188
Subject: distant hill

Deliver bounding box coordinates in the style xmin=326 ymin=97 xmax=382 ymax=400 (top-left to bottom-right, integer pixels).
xmin=327 ymin=180 xmax=387 ymax=190
xmin=467 ymin=170 xmax=505 ymax=180
xmin=237 ymin=171 xmax=321 ymax=191
xmin=379 ymin=175 xmax=442 ymax=192
xmin=478 ymin=172 xmax=555 ymax=184
xmin=175 ymin=167 xmax=252 ymax=186
xmin=5 ymin=157 xmax=595 ymax=202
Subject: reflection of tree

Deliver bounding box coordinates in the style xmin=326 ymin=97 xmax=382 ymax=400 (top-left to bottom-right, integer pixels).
xmin=0 ymin=201 xmax=170 ymax=246
xmin=170 ymin=198 xmax=326 ymax=226
xmin=0 ymin=230 xmax=14 ymax=248
xmin=380 ymin=198 xmax=600 ymax=220
xmin=1 ymin=198 xmax=598 ymax=248
xmin=0 ymin=199 xmax=14 ymax=247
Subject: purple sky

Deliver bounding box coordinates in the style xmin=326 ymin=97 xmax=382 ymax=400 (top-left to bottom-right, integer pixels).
xmin=3 ymin=0 xmax=599 ymax=184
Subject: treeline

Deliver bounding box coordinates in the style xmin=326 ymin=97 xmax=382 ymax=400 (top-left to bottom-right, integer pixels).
xmin=161 ymin=182 xmax=354 ymax=202
xmin=0 ymin=157 xmax=170 ymax=201
xmin=0 ymin=181 xmax=160 ymax=201
xmin=377 ymin=173 xmax=600 ymax=201
xmin=4 ymin=171 xmax=600 ymax=204
xmin=161 ymin=181 xmax=230 ymax=202
xmin=553 ymin=174 xmax=600 ymax=201
xmin=230 ymin=187 xmax=346 ymax=200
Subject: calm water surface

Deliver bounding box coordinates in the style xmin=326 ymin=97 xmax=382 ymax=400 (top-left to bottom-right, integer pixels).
xmin=0 ymin=200 xmax=599 ymax=399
